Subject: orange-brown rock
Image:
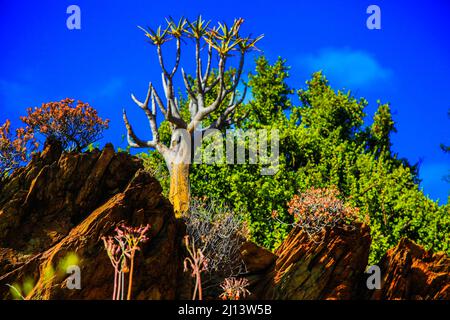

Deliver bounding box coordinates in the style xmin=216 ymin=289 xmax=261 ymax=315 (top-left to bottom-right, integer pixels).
xmin=0 ymin=140 xmax=143 ymax=254
xmin=0 ymin=140 xmax=183 ymax=299
xmin=254 ymin=223 xmax=372 ymax=300
xmin=239 ymin=241 xmax=276 ymax=298
xmin=367 ymin=238 xmax=450 ymax=300
xmin=240 ymin=241 xmax=276 ymax=274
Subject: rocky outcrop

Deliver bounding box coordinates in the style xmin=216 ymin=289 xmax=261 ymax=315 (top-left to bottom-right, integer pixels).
xmin=367 ymin=238 xmax=450 ymax=300
xmin=252 ymin=223 xmax=371 ymax=299
xmin=0 ymin=140 xmax=143 ymax=254
xmin=0 ymin=141 xmax=448 ymax=300
xmin=0 ymin=140 xmax=182 ymax=299
xmin=239 ymin=241 xmax=277 ymax=298
xmin=245 ymin=223 xmax=450 ymax=300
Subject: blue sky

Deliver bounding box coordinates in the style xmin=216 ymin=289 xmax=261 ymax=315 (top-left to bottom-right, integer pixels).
xmin=0 ymin=0 xmax=449 ymax=203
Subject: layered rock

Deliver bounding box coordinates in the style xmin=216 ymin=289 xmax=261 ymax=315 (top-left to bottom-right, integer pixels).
xmin=367 ymin=238 xmax=450 ymax=300
xmin=0 ymin=141 xmax=182 ymax=299
xmin=239 ymin=241 xmax=277 ymax=298
xmin=0 ymin=140 xmax=142 ymax=254
xmin=253 ymin=223 xmax=371 ymax=299
xmin=247 ymin=223 xmax=450 ymax=300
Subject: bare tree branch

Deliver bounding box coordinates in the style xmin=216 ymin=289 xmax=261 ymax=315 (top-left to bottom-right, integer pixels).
xmin=151 ymin=85 xmax=167 ymax=116
xmin=202 ymin=44 xmax=213 ymax=88
xmin=227 ymin=53 xmax=245 ymax=94
xmin=123 ymin=83 xmax=168 ymax=150
xmin=122 ymin=109 xmax=156 ymax=148
xmin=126 ymin=16 xmax=262 ymax=154
xmin=182 ymin=68 xmax=197 ymax=102
xmin=195 ymin=39 xmax=203 ymax=95
xmin=208 ymin=84 xmax=248 ymax=130
xmin=160 ymin=73 xmax=188 ymax=129
xmin=171 ymin=37 xmax=181 ymax=77
xmin=156 ymin=45 xmax=169 ymax=77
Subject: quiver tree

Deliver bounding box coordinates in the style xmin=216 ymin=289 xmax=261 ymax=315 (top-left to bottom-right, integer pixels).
xmin=123 ymin=16 xmax=263 ymax=216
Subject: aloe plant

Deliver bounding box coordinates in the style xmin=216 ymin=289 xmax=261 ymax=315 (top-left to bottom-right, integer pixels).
xmin=102 ymin=223 xmax=151 ymax=300
xmin=183 ymin=235 xmax=208 ymax=300
xmin=123 ymin=16 xmax=263 ymax=216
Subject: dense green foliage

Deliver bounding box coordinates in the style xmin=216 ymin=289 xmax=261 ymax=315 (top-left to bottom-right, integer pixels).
xmin=142 ymin=56 xmax=450 ymax=264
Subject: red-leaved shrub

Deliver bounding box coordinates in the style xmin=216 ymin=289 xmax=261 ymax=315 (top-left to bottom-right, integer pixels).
xmin=273 ymin=187 xmax=358 ymax=238
xmin=21 ymin=98 xmax=109 ymax=152
xmin=0 ymin=120 xmax=36 ymax=180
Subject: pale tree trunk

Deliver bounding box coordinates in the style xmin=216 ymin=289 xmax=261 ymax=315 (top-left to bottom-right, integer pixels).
xmin=123 ymin=17 xmax=259 ymax=219
xmin=162 ymin=129 xmax=193 ymax=218
xmin=169 ymin=162 xmax=190 ymax=217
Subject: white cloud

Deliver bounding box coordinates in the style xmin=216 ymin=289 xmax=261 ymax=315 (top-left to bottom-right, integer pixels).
xmin=300 ymin=48 xmax=392 ymax=88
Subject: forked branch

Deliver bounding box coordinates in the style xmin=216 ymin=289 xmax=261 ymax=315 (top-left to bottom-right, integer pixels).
xmin=124 ymin=16 xmax=263 ymax=152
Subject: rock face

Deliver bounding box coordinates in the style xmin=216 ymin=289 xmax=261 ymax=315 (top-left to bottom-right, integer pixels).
xmin=0 ymin=140 xmax=182 ymax=299
xmin=367 ymin=238 xmax=450 ymax=300
xmin=0 ymin=141 xmax=448 ymax=300
xmin=246 ymin=223 xmax=450 ymax=300
xmin=252 ymin=223 xmax=371 ymax=300
xmin=0 ymin=140 xmax=142 ymax=254
xmin=239 ymin=241 xmax=277 ymax=298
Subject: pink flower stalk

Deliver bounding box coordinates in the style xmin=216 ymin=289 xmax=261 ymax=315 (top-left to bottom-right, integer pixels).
xmin=102 ymin=223 xmax=151 ymax=300
xmin=102 ymin=236 xmax=124 ymax=300
xmin=183 ymin=235 xmax=208 ymax=300
xmin=114 ymin=223 xmax=151 ymax=300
